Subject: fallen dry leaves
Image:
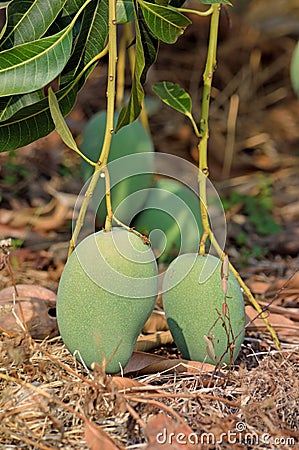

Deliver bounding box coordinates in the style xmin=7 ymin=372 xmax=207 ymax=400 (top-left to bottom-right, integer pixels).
xmin=84 ymin=419 xmax=123 ymax=450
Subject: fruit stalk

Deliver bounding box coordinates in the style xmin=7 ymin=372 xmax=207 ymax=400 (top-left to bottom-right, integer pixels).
xmin=198 ymin=3 xmax=220 ymax=255
xmin=196 ymin=4 xmax=280 ymax=350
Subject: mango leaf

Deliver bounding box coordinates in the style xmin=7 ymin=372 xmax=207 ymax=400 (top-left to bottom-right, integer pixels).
xmin=0 ymin=0 xmax=108 ymax=151
xmin=63 ymin=0 xmax=87 ymax=15
xmin=0 ymin=83 xmax=78 ymax=152
xmin=0 ymin=28 xmax=73 ymax=96
xmin=0 ymin=91 xmax=44 ymax=122
xmin=138 ymin=0 xmax=191 ymax=44
xmin=116 ymin=0 xmax=134 ymax=23
xmin=152 ymin=81 xmax=192 ymax=116
xmin=0 ymin=0 xmax=92 ymax=96
xmin=48 ymin=87 xmax=80 ymax=152
xmin=0 ymin=0 xmax=66 ymax=50
xmin=0 ymin=1 xmax=91 ymax=122
xmin=116 ymin=5 xmax=158 ymax=131
xmin=48 ymin=87 xmax=96 ymax=166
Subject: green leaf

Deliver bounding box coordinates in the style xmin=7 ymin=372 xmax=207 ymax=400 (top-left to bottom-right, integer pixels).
xmin=0 ymin=91 xmax=44 ymax=122
xmin=0 ymin=83 xmax=78 ymax=152
xmin=48 ymin=86 xmax=96 ymax=165
xmin=152 ymin=81 xmax=192 ymax=116
xmin=116 ymin=5 xmax=158 ymax=131
xmin=138 ymin=0 xmax=191 ymax=44
xmin=63 ymin=0 xmax=87 ymax=15
xmin=0 ymin=0 xmax=92 ymax=96
xmin=0 ymin=0 xmax=66 ymax=50
xmin=0 ymin=28 xmax=73 ymax=95
xmin=48 ymin=87 xmax=79 ymax=151
xmin=116 ymin=0 xmax=135 ymax=23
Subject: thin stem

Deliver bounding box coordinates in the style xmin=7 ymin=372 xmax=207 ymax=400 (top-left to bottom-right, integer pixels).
xmin=68 ymin=1 xmax=117 ymax=256
xmin=103 ymin=166 xmax=113 ymax=230
xmin=112 ymin=215 xmax=150 ymax=244
xmin=187 ymin=112 xmax=201 ymax=138
xmin=98 ymin=2 xmax=117 ymax=169
xmin=68 ymin=169 xmax=102 ymax=258
xmin=179 ymin=6 xmax=213 ymax=17
xmin=198 ymin=4 xmax=220 ymax=254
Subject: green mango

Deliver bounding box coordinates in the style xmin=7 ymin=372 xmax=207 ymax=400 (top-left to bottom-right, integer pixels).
xmin=162 ymin=254 xmax=245 ymax=365
xmin=132 ymin=178 xmax=203 ymax=262
xmin=57 ymin=227 xmax=158 ymax=373
xmin=81 ymin=111 xmax=154 ymax=225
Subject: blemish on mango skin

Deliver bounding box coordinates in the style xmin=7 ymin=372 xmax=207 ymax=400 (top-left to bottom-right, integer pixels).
xmin=56 ymin=227 xmax=158 ymax=374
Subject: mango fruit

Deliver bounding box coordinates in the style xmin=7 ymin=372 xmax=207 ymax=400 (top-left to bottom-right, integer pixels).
xmin=162 ymin=254 xmax=245 ymax=365
xmin=57 ymin=227 xmax=158 ymax=373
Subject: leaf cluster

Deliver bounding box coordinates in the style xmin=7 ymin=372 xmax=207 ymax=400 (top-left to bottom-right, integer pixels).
xmin=0 ymin=0 xmax=108 ymax=151
xmin=0 ymin=0 xmax=232 ymax=152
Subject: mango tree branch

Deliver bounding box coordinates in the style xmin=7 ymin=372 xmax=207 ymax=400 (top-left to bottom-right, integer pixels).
xmin=196 ymin=4 xmax=280 ymax=350
xmin=68 ymin=1 xmax=117 ymax=256
xmin=179 ymin=5 xmax=213 ymax=18
xmin=198 ymin=3 xmax=220 ymax=255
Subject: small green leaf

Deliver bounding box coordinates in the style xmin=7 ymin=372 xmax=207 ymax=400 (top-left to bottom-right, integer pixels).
xmin=152 ymin=81 xmax=192 ymax=116
xmin=0 ymin=91 xmax=44 ymax=122
xmin=48 ymin=87 xmax=78 ymax=151
xmin=0 ymin=83 xmax=78 ymax=152
xmin=138 ymin=0 xmax=191 ymax=44
xmin=48 ymin=87 xmax=96 ymax=165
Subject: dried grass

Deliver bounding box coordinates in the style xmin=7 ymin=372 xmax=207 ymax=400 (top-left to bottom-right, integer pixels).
xmin=0 ymin=331 xmax=298 ymax=449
